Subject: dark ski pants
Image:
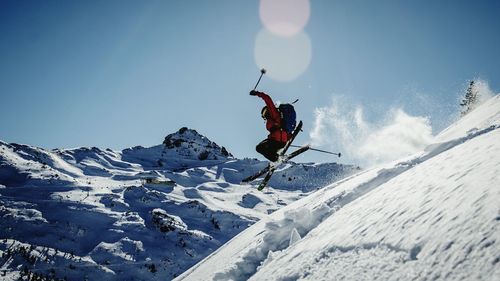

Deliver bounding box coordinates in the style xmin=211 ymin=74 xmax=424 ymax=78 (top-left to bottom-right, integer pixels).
xmin=256 ymin=138 xmax=286 ymax=162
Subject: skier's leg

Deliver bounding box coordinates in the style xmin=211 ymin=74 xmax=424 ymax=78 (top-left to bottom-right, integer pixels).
xmin=256 ymin=139 xmax=280 ymax=162
xmin=256 ymin=139 xmax=286 ymax=162
xmin=271 ymin=140 xmax=286 ymax=159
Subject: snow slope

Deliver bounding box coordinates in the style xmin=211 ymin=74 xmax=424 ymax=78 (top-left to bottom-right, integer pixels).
xmin=176 ymin=95 xmax=500 ymax=281
xmin=0 ymin=128 xmax=357 ymax=280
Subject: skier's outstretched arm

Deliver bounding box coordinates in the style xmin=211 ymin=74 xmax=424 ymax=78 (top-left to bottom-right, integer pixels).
xmin=250 ymin=90 xmax=280 ymax=119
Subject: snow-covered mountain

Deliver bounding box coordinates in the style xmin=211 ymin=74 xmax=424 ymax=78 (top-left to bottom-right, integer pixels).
xmin=177 ymin=95 xmax=500 ymax=281
xmin=0 ymin=128 xmax=358 ymax=280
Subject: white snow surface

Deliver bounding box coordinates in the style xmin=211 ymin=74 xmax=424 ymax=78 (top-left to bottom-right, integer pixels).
xmin=0 ymin=128 xmax=357 ymax=280
xmin=176 ymin=95 xmax=500 ymax=281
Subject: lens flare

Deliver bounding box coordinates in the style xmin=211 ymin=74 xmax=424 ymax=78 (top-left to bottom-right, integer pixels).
xmin=259 ymin=0 xmax=310 ymax=37
xmin=254 ymin=28 xmax=312 ymax=82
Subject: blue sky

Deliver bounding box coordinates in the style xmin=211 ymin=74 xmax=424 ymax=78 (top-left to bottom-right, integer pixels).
xmin=1 ymin=0 xmax=499 ymax=164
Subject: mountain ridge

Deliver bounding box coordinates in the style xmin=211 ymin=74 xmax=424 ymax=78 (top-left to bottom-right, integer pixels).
xmin=0 ymin=126 xmax=358 ymax=280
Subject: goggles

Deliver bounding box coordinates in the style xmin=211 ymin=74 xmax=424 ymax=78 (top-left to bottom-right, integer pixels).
xmin=261 ymin=107 xmax=268 ymax=119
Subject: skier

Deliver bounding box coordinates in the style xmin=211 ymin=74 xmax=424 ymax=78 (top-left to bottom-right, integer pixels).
xmin=250 ymin=90 xmax=291 ymax=162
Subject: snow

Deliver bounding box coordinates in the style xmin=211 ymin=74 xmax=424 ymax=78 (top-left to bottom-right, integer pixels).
xmin=2 ymin=96 xmax=499 ymax=280
xmin=436 ymin=95 xmax=500 ymax=142
xmin=0 ymin=204 xmax=48 ymax=223
xmin=0 ymin=127 xmax=356 ymax=280
xmin=90 ymin=237 xmax=144 ymax=263
xmin=251 ymin=129 xmax=499 ymax=281
xmin=176 ymin=95 xmax=500 ymax=281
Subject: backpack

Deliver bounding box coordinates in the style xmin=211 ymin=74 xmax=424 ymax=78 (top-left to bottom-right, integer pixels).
xmin=278 ymin=103 xmax=297 ymax=134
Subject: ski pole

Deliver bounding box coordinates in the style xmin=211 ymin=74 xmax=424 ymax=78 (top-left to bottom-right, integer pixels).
xmin=253 ymin=68 xmax=266 ymax=90
xmin=290 ymin=145 xmax=341 ymax=157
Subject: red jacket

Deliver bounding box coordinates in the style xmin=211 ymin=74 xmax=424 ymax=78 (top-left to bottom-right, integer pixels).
xmin=256 ymin=92 xmax=290 ymax=143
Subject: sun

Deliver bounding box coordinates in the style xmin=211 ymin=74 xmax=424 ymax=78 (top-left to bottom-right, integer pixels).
xmin=259 ymin=0 xmax=310 ymax=37
xmin=255 ymin=0 xmax=312 ymax=82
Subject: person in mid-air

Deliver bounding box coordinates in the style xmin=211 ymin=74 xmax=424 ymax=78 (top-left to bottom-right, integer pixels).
xmin=250 ymin=90 xmax=291 ymax=162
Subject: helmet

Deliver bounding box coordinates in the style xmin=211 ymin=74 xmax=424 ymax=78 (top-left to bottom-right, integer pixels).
xmin=261 ymin=106 xmax=269 ymax=119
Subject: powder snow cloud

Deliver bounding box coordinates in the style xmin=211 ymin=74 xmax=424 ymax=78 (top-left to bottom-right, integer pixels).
xmin=309 ymin=96 xmax=434 ymax=167
xmin=310 ymin=78 xmax=496 ymax=167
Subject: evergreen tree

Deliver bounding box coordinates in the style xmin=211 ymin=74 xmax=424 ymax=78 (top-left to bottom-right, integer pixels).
xmin=460 ymin=80 xmax=478 ymax=116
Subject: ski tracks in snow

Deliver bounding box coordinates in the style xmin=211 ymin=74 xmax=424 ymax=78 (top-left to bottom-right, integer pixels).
xmin=211 ymin=124 xmax=500 ymax=281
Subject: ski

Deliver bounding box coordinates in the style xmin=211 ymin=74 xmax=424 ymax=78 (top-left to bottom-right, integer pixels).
xmin=241 ymin=163 xmax=271 ymax=183
xmin=242 ymin=121 xmax=303 ymax=183
xmin=257 ymin=144 xmax=310 ymax=191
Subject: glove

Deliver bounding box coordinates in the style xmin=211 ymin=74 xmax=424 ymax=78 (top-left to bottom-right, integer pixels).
xmin=249 ymin=90 xmax=259 ymax=96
